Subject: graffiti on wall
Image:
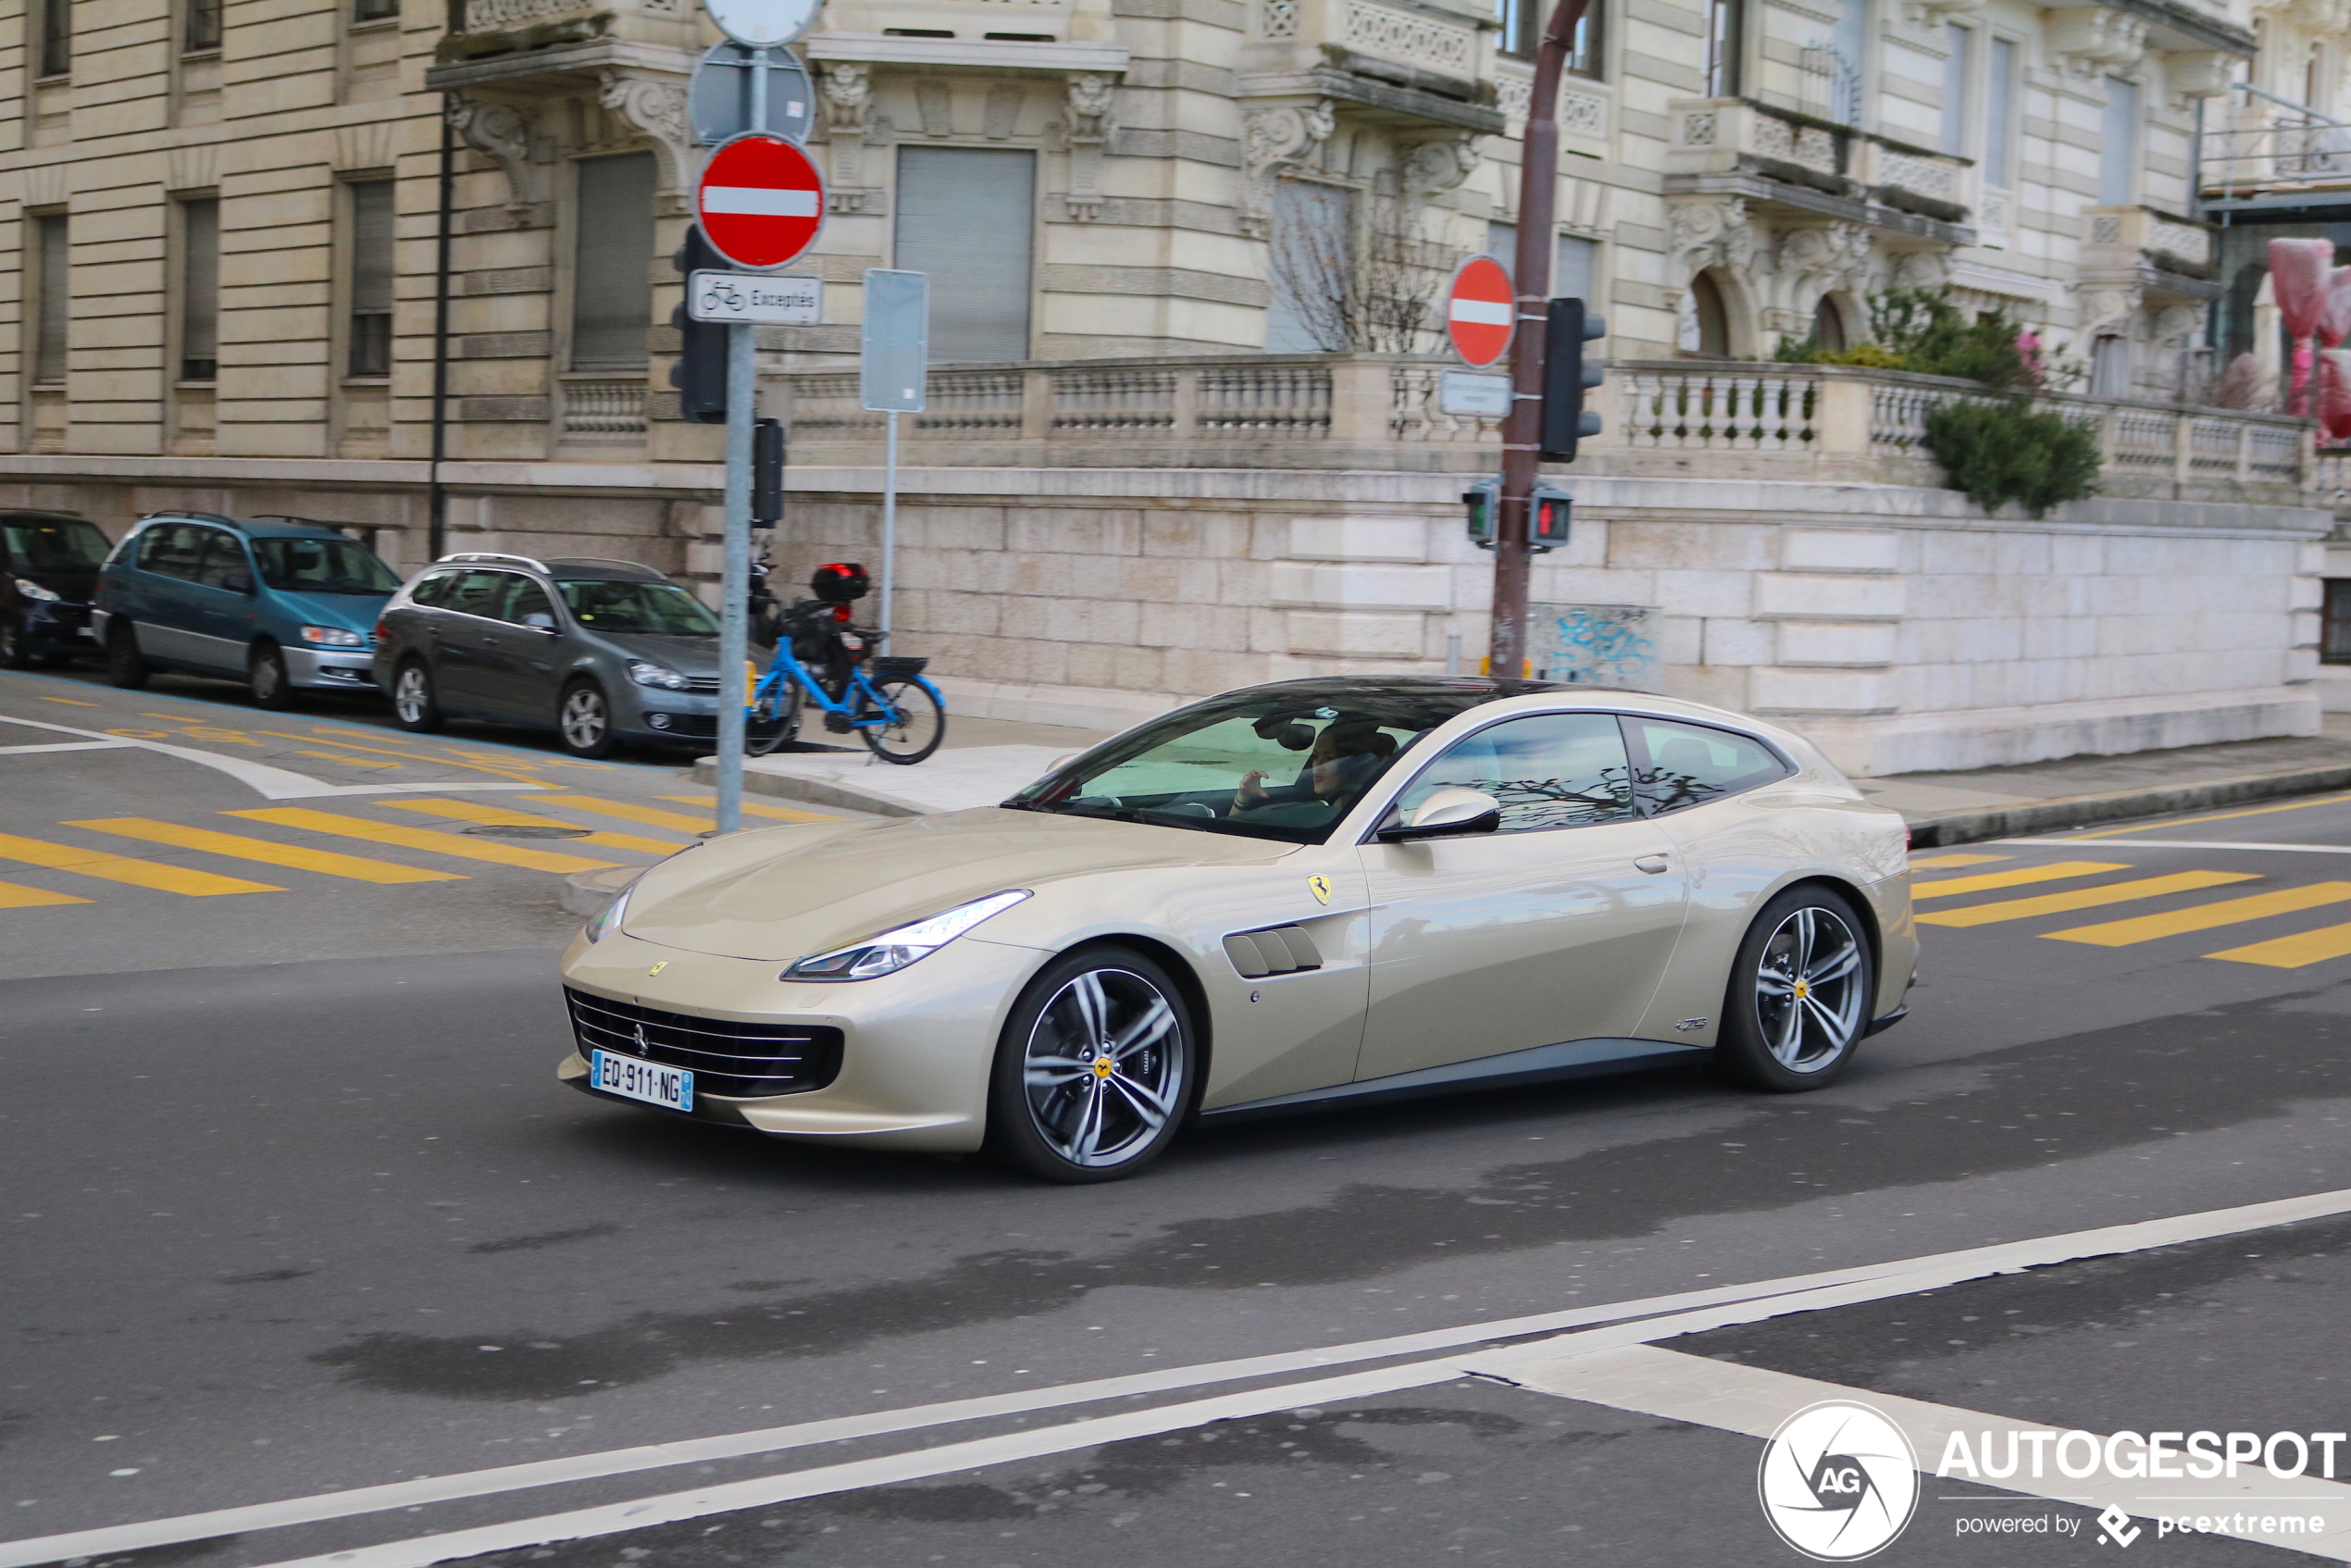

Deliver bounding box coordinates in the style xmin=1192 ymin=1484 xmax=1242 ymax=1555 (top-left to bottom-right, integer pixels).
xmin=1526 ymin=603 xmax=1661 ymax=690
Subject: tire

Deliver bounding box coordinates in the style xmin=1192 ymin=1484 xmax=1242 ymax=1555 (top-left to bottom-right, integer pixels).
xmin=249 ymin=643 xmax=294 ymax=710
xmin=105 ymin=620 xmax=150 ymax=690
xmin=859 ymin=677 xmax=945 ymax=765
xmin=390 ymin=659 xmax=445 ymax=733
xmin=0 ymin=613 xmax=30 ymax=671
xmin=556 ymin=679 xmax=616 ymax=759
xmin=986 ymin=945 xmax=1197 ymax=1184
xmin=1715 ymin=886 xmax=1874 ymax=1092
xmin=745 ymin=677 xmax=802 ymax=757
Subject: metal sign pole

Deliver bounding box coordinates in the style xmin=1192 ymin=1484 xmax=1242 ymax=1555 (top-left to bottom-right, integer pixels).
xmin=715 ymin=321 xmax=755 ymax=836
xmin=881 ymin=409 xmax=899 ymax=636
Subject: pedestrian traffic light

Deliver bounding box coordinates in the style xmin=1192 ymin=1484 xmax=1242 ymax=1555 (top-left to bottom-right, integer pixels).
xmin=1464 ymin=478 xmax=1567 ymax=553
xmin=1540 ymin=298 xmax=1606 ymax=461
xmin=1463 ymin=478 xmax=1499 ymax=548
xmin=753 ymin=417 xmax=784 ymax=524
xmin=670 ymin=224 xmax=728 ymax=425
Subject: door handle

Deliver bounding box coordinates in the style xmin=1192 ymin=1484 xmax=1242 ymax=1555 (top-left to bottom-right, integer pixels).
xmin=1634 ymin=854 xmax=1671 ymax=875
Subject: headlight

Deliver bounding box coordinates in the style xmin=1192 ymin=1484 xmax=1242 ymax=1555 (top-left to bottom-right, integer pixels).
xmin=628 ymin=660 xmax=690 ymax=691
xmin=300 ymin=625 xmax=367 ymax=647
xmin=585 ymin=884 xmax=632 ymax=943
xmin=783 ymin=890 xmax=1031 ymax=981
xmin=14 ymin=579 xmax=58 ymax=603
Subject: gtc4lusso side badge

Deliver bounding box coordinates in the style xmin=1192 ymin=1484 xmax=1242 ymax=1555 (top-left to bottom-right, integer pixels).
xmin=1674 ymin=1016 xmax=1709 ymax=1032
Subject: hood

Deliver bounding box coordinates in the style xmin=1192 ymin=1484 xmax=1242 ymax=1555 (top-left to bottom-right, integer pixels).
xmin=621 ymin=807 xmax=1290 ymax=962
xmin=11 ymin=565 xmax=97 ymax=604
xmin=270 ymin=588 xmax=392 ymax=631
xmin=591 ymin=631 xmax=737 ymax=673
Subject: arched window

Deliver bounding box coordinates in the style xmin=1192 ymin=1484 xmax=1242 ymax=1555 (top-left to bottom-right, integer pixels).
xmin=1812 ymin=295 xmax=1847 ymax=354
xmin=1682 ymin=271 xmax=1732 ymax=357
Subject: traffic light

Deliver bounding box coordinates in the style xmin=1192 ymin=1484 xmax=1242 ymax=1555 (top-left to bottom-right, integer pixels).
xmin=753 ymin=417 xmax=784 ymax=524
xmin=1464 ymin=478 xmax=1568 ymax=553
xmin=670 ymin=224 xmax=728 ymax=425
xmin=1540 ymin=297 xmax=1606 ymax=461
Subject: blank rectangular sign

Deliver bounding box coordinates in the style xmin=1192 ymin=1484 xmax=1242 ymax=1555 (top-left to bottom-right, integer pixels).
xmin=861 ymin=269 xmax=929 ymax=412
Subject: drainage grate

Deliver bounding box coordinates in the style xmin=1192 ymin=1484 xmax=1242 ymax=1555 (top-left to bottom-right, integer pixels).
xmin=460 ymin=824 xmax=595 ymax=840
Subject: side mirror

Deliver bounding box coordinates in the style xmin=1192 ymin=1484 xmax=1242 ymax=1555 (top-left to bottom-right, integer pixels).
xmin=522 ymin=612 xmax=557 ymax=631
xmin=1377 ymin=787 xmax=1501 ymax=842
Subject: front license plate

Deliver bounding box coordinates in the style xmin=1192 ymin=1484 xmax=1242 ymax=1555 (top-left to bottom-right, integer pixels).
xmin=589 ymin=1050 xmax=693 ymax=1112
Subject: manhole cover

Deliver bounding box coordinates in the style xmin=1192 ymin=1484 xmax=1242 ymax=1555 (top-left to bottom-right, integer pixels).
xmin=460 ymin=824 xmax=594 ymax=840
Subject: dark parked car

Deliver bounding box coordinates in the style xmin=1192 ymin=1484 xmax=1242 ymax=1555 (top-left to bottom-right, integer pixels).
xmin=0 ymin=511 xmax=112 ymax=669
xmin=373 ymin=553 xmax=753 ymax=758
xmin=93 ymin=513 xmax=402 ymax=706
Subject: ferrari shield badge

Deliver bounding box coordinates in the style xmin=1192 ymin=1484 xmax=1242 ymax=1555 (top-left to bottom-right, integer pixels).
xmin=648 ymin=961 xmax=668 ymax=977
xmin=1307 ymin=875 xmax=1332 ymax=905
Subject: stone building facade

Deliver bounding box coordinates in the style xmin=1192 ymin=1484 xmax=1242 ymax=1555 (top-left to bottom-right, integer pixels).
xmin=0 ymin=0 xmax=2340 ymax=770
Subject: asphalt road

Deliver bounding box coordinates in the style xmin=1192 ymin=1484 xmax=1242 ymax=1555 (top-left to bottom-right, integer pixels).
xmin=11 ymin=677 xmax=2351 ymax=1566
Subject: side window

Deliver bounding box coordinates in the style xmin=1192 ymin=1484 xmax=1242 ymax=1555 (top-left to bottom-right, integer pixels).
xmin=191 ymin=530 xmax=250 ymax=591
xmin=406 ymin=570 xmax=457 ymax=608
xmin=495 ymin=577 xmax=558 ymax=627
xmin=1626 ymin=717 xmax=1790 ymax=814
xmin=1394 ymin=712 xmax=1636 ymax=833
xmin=441 ymin=570 xmax=509 ymax=619
xmin=139 ymin=525 xmax=203 ymax=579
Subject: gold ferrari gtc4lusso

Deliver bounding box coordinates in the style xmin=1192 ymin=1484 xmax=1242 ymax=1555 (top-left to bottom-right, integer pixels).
xmin=558 ymin=677 xmax=1916 ymax=1182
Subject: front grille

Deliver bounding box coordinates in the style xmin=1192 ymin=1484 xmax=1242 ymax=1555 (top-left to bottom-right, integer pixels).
xmin=681 ymin=675 xmax=722 ymax=693
xmin=564 ymin=988 xmax=843 ymax=1099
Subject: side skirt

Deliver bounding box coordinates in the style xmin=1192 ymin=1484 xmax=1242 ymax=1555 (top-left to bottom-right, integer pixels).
xmin=1196 ymin=1037 xmax=1706 ymax=1126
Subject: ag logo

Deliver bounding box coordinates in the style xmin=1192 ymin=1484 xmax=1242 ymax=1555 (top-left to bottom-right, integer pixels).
xmin=1758 ymin=1400 xmax=1918 ymax=1561
xmin=1306 ymin=875 xmax=1332 ymax=905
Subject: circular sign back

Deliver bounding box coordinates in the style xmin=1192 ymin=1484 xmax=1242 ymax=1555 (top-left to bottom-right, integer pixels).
xmin=689 ymin=43 xmax=815 ymax=147
xmin=694 ymin=133 xmax=827 ymax=271
xmin=1445 ymin=255 xmax=1516 ymax=368
xmin=703 ymin=0 xmax=820 ymax=46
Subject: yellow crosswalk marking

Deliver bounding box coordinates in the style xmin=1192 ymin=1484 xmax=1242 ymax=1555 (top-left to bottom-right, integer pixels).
xmin=1917 ymin=870 xmax=2258 ymax=928
xmin=524 ymin=794 xmax=719 ymax=833
xmin=380 ymin=799 xmax=687 ymax=854
xmin=0 ymin=831 xmax=284 ymax=896
xmin=1909 ymin=852 xmax=2010 ymax=868
xmin=2207 ymin=922 xmax=2351 ymax=968
xmin=36 ymin=695 xmax=99 ymax=706
xmin=2042 ymin=881 xmax=2351 ymax=947
xmin=661 ymin=793 xmax=839 ymax=823
xmin=223 ymin=808 xmax=620 ymax=873
xmin=0 ymin=878 xmax=90 ymax=908
xmin=66 ymin=818 xmax=464 ymax=885
xmin=295 ymin=750 xmax=402 ymax=769
xmin=1911 ymin=861 xmax=2131 ymax=902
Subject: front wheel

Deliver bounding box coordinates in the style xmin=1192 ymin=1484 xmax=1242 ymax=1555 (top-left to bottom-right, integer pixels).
xmin=556 ymin=680 xmax=616 ymax=759
xmin=858 ymin=677 xmax=944 ymax=765
xmin=249 ymin=643 xmax=294 ymax=710
xmin=745 ymin=676 xmax=802 ymax=757
xmin=1715 ymin=887 xmax=1873 ymax=1091
xmin=391 ymin=660 xmax=444 ymax=732
xmin=987 ymin=947 xmax=1195 ymax=1184
xmin=105 ymin=620 xmax=150 ymax=690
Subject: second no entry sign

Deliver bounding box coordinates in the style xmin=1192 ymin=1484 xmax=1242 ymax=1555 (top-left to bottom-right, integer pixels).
xmin=1445 ymin=255 xmax=1515 ymax=368
xmin=694 ymin=132 xmax=826 ymax=270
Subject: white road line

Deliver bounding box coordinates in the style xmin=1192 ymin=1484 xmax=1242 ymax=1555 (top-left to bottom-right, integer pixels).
xmin=2002 ymin=839 xmax=2351 ymax=854
xmin=0 ymin=714 xmax=544 ymax=800
xmin=0 ymin=739 xmax=139 ymax=754
xmin=1507 ymin=1345 xmax=2351 ymax=1560
xmin=19 ymin=1186 xmax=2351 ymax=1568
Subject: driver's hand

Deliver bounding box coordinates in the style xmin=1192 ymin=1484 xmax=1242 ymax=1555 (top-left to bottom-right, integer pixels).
xmin=1233 ymin=770 xmax=1269 ymax=809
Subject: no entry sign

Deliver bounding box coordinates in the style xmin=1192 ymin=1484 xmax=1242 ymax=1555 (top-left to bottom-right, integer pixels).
xmin=1445 ymin=255 xmax=1515 ymax=368
xmin=694 ymin=132 xmax=826 ymax=270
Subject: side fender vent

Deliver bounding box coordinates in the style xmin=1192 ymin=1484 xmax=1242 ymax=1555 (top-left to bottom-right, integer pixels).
xmin=1224 ymin=925 xmax=1323 ymax=978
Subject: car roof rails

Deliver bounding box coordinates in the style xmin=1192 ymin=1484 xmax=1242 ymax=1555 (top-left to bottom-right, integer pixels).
xmin=137 ymin=509 xmax=243 ymax=528
xmin=246 ymin=514 xmax=359 ymax=531
xmin=544 ymin=556 xmax=662 ymax=577
xmin=437 ymin=551 xmax=551 ymax=572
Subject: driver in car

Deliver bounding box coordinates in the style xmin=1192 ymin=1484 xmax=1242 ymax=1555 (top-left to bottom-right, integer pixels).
xmin=1229 ymin=719 xmax=1399 ymax=825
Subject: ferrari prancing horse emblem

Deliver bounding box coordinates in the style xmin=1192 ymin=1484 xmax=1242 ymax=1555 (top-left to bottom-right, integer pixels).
xmin=648 ymin=961 xmax=668 ymax=977
xmin=1307 ymin=875 xmax=1332 ymax=905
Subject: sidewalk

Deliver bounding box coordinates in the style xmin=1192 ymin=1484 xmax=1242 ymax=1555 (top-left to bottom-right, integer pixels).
xmin=695 ymin=712 xmax=2351 ymax=846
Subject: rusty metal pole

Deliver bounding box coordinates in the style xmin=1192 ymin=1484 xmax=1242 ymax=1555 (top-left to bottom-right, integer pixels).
xmin=1491 ymin=0 xmax=1587 ymax=679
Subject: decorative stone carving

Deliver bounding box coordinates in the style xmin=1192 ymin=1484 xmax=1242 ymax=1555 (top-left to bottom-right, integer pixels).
xmin=1063 ymin=72 xmax=1118 ymax=221
xmin=2048 ymin=6 xmax=2146 ymax=75
xmin=1890 ymin=249 xmax=1949 ymax=292
xmin=820 ymin=61 xmax=873 ymax=138
xmin=598 ymin=73 xmax=694 ymax=190
xmin=2166 ymin=51 xmax=2234 ymax=104
xmin=2080 ymin=283 xmax=2144 ymax=342
xmin=1779 ymin=221 xmax=1875 ymax=295
xmin=1399 ymin=134 xmax=1479 ymax=201
xmin=1239 ymin=99 xmax=1335 ymax=237
xmin=915 ymin=81 xmax=953 ymax=137
xmin=447 ymin=95 xmax=538 ymax=216
xmin=1900 ymin=0 xmax=1980 ymax=27
xmin=1668 ymin=195 xmax=1754 ymax=283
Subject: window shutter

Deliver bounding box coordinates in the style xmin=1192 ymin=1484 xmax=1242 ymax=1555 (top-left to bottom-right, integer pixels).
xmin=35 ymin=216 xmax=68 ymax=385
xmin=894 ymin=148 xmax=1036 ymax=363
xmin=181 ymin=198 xmax=220 ymax=379
xmin=351 ymin=180 xmax=394 ymax=313
xmin=571 ymin=153 xmax=656 ymax=369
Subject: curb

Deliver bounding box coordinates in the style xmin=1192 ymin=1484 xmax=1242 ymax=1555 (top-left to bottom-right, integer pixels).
xmin=1904 ymin=762 xmax=2351 ymax=848
xmin=560 ymin=865 xmax=642 ymax=918
xmin=689 ymin=755 xmax=924 ymax=817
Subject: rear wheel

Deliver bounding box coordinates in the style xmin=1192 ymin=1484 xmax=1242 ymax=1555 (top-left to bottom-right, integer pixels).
xmin=745 ymin=675 xmax=802 ymax=757
xmin=987 ymin=946 xmax=1195 ymax=1184
xmin=1715 ymin=887 xmax=1873 ymax=1091
xmin=105 ymin=620 xmax=149 ymax=690
xmin=557 ymin=679 xmax=616 ymax=759
xmin=249 ymin=642 xmax=294 ymax=710
xmin=390 ymin=660 xmax=444 ymax=733
xmin=859 ymin=677 xmax=944 ymax=765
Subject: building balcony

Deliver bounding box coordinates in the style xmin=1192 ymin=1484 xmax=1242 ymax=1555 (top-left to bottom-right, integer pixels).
xmin=2079 ymin=205 xmax=2222 ymax=302
xmin=1239 ymin=0 xmax=1503 ymax=136
xmin=428 ymin=0 xmax=699 ymax=91
xmin=1665 ymin=97 xmax=1972 ymax=243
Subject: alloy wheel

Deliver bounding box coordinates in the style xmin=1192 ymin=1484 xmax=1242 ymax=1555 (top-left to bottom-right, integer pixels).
xmin=560 ymin=685 xmax=610 ymax=753
xmin=1753 ymin=905 xmax=1866 ymax=1072
xmin=393 ymin=666 xmax=431 ymax=725
xmin=1020 ymin=968 xmax=1184 ymax=1169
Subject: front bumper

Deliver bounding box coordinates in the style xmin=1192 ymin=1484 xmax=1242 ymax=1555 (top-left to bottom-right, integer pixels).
xmin=19 ymin=599 xmax=95 ymax=650
xmin=285 ymin=645 xmax=379 ymax=691
xmin=554 ymin=927 xmax=1047 ymax=1152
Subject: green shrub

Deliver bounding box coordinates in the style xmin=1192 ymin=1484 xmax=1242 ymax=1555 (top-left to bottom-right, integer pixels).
xmin=1921 ymin=399 xmax=2102 ymax=517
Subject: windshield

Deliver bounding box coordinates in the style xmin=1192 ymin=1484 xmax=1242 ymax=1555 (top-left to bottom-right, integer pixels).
xmin=558 ymin=579 xmax=719 ymax=636
xmin=1006 ymin=684 xmax=1508 ymax=844
xmin=251 ymin=537 xmax=402 ymax=595
xmin=3 ymin=518 xmax=109 ymax=573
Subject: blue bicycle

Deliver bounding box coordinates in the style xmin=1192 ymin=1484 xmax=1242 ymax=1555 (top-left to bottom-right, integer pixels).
xmin=746 ymin=572 xmax=946 ymax=765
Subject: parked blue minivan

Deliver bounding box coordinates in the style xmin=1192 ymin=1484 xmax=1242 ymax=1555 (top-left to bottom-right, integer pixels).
xmin=93 ymin=513 xmax=403 ymax=708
